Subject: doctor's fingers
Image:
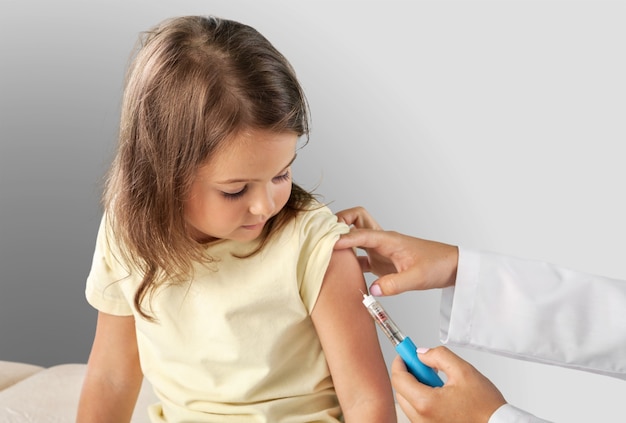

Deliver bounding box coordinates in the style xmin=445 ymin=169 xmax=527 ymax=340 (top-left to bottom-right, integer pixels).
xmin=391 ymin=356 xmax=439 ymax=422
xmin=334 ymin=228 xmax=389 ymax=252
xmin=335 ymin=206 xmax=383 ymax=230
xmin=415 ymin=346 xmax=460 ymax=378
xmin=419 ymin=346 xmax=496 ymax=389
xmin=396 ymin=392 xmax=421 ymax=423
xmin=417 ymin=347 xmax=507 ymax=422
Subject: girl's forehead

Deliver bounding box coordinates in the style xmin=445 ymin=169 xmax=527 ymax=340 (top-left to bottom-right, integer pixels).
xmin=197 ymin=130 xmax=298 ymax=179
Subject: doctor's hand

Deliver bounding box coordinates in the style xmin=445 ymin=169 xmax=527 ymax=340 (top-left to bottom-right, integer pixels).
xmin=335 ymin=207 xmax=459 ymax=296
xmin=393 ymin=346 xmax=506 ymax=423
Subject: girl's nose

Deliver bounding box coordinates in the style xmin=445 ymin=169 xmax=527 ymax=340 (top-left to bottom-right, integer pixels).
xmin=249 ymin=186 xmax=275 ymax=217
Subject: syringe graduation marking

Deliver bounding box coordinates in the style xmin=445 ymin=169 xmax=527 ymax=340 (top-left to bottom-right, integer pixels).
xmin=362 ymin=293 xmax=405 ymax=346
xmin=361 ymin=291 xmax=445 ymax=387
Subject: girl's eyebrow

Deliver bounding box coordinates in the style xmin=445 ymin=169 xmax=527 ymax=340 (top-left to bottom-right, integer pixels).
xmin=216 ymin=153 xmax=297 ymax=184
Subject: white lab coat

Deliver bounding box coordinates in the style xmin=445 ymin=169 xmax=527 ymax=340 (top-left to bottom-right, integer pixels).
xmin=440 ymin=247 xmax=626 ymax=423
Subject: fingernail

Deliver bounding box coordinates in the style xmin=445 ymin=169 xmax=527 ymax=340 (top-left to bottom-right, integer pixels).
xmin=416 ymin=347 xmax=430 ymax=354
xmin=369 ymin=284 xmax=382 ymax=296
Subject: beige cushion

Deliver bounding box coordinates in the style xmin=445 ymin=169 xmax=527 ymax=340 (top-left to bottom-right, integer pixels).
xmin=0 ymin=361 xmax=44 ymax=391
xmin=0 ymin=362 xmax=410 ymax=422
xmin=0 ymin=363 xmax=156 ymax=423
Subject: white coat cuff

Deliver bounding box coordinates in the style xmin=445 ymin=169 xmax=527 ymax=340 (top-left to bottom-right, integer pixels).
xmin=489 ymin=404 xmax=552 ymax=423
xmin=440 ymin=246 xmax=481 ymax=345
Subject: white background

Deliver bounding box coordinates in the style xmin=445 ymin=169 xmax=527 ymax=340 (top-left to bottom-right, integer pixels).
xmin=1 ymin=1 xmax=624 ymax=421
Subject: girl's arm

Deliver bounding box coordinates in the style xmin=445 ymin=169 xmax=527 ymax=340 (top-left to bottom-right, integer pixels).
xmin=77 ymin=311 xmax=143 ymax=423
xmin=311 ymin=247 xmax=397 ymax=422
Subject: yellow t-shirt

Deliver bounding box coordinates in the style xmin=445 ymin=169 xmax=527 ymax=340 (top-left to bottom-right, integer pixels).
xmin=85 ymin=205 xmax=349 ymax=423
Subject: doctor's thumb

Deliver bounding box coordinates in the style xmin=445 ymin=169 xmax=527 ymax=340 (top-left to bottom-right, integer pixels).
xmin=416 ymin=346 xmax=462 ymax=378
xmin=370 ymin=273 xmax=413 ymax=296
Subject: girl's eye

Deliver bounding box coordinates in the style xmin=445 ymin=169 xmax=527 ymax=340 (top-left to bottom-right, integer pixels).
xmin=273 ymin=171 xmax=291 ymax=182
xmin=222 ymin=186 xmax=247 ymax=200
xmin=220 ymin=171 xmax=289 ymax=200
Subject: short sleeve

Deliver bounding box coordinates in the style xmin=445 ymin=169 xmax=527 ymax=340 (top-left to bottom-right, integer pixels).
xmin=296 ymin=205 xmax=349 ymax=313
xmin=85 ymin=215 xmax=134 ymax=316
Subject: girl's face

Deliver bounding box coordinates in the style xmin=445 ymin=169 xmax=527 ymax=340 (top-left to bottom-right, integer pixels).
xmin=184 ymin=129 xmax=298 ymax=243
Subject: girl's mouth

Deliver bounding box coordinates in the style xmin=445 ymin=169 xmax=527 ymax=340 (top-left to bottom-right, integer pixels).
xmin=242 ymin=221 xmax=266 ymax=230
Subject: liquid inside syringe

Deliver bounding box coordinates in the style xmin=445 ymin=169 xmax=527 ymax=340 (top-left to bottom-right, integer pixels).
xmin=362 ymin=292 xmax=406 ymax=346
xmin=361 ymin=291 xmax=445 ymax=387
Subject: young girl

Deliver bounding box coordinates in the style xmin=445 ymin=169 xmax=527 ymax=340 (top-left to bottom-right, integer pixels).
xmin=77 ymin=16 xmax=396 ymax=423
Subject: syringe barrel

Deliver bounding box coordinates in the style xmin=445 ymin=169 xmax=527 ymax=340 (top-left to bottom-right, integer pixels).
xmin=362 ymin=293 xmax=445 ymax=387
xmin=362 ymin=295 xmax=405 ymax=346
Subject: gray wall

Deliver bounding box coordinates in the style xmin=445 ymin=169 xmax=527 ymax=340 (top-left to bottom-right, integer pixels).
xmin=1 ymin=1 xmax=625 ymax=421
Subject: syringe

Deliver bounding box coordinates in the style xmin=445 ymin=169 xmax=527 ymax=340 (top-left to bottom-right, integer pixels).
xmin=362 ymin=292 xmax=444 ymax=387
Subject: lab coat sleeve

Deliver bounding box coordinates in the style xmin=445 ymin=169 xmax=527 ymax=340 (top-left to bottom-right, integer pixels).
xmin=489 ymin=404 xmax=552 ymax=423
xmin=440 ymin=246 xmax=626 ymax=380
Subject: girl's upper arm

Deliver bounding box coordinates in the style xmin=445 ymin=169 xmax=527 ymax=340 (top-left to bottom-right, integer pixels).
xmin=85 ymin=311 xmax=142 ymax=381
xmin=311 ymin=247 xmax=397 ymax=422
xmin=77 ymin=312 xmax=143 ymax=423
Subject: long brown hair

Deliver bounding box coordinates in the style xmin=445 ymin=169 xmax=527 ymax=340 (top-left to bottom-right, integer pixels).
xmin=103 ymin=16 xmax=315 ymax=319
